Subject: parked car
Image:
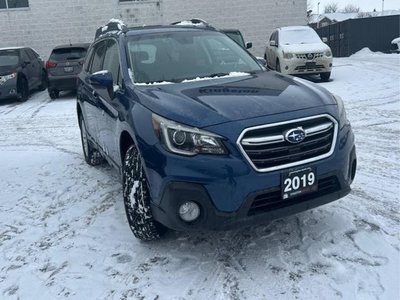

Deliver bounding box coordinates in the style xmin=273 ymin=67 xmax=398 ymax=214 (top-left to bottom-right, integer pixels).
xmin=77 ymin=20 xmax=356 ymax=241
xmin=0 ymin=47 xmax=47 ymax=102
xmin=264 ymin=26 xmax=333 ymax=81
xmin=46 ymin=43 xmax=90 ymax=99
xmin=221 ymin=29 xmax=252 ymax=49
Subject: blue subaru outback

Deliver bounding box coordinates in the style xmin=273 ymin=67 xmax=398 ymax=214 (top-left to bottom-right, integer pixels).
xmin=77 ymin=20 xmax=356 ymax=241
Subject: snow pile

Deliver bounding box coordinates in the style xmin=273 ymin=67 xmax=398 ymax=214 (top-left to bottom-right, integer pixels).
xmin=351 ymin=47 xmax=384 ymax=58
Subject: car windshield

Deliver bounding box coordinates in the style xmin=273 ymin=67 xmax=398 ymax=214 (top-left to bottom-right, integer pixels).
xmin=0 ymin=50 xmax=19 ymax=67
xmin=127 ymin=31 xmax=262 ymax=84
xmin=50 ymin=47 xmax=87 ymax=61
xmin=280 ymin=28 xmax=322 ymax=45
xmin=224 ymin=31 xmax=245 ymax=48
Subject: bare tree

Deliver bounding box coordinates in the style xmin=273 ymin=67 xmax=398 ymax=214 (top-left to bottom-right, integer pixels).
xmin=342 ymin=4 xmax=361 ymax=13
xmin=324 ymin=2 xmax=339 ymax=13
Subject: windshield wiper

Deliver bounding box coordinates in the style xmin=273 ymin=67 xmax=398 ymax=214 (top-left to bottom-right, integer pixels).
xmin=207 ymin=72 xmax=229 ymax=78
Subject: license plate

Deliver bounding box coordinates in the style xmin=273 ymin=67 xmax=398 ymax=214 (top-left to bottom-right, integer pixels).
xmin=282 ymin=167 xmax=318 ymax=200
xmin=305 ymin=62 xmax=316 ymax=68
xmin=64 ymin=67 xmax=73 ymax=73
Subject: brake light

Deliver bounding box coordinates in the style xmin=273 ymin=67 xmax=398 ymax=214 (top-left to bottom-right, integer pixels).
xmin=46 ymin=61 xmax=57 ymax=69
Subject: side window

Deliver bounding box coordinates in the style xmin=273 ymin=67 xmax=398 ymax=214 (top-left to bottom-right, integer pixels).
xmin=102 ymin=40 xmax=120 ymax=85
xmin=269 ymin=32 xmax=274 ymax=41
xmin=20 ymin=50 xmax=29 ymax=63
xmin=84 ymin=47 xmax=94 ymax=72
xmin=26 ymin=49 xmax=35 ymax=60
xmin=90 ymin=42 xmax=106 ymax=74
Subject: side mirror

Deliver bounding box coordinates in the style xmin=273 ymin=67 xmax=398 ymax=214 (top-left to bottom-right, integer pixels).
xmin=89 ymin=71 xmax=113 ymax=89
xmin=246 ymin=42 xmax=253 ymax=49
xmin=256 ymin=57 xmax=267 ymax=66
xmin=322 ymin=37 xmax=328 ymax=43
xmin=269 ymin=40 xmax=277 ymax=47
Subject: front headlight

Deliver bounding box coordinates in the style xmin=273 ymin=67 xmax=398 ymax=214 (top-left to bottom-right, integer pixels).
xmin=152 ymin=114 xmax=227 ymax=156
xmin=3 ymin=73 xmax=17 ymax=81
xmin=283 ymin=52 xmax=293 ymax=59
xmin=333 ymin=94 xmax=349 ymax=128
xmin=325 ymin=50 xmax=332 ymax=57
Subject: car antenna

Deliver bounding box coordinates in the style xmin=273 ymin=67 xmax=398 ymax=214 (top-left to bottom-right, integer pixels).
xmin=69 ymin=40 xmax=72 ymax=46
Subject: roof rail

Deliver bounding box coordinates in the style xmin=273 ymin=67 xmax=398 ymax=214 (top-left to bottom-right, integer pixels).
xmin=95 ymin=19 xmax=128 ymax=40
xmin=170 ymin=18 xmax=216 ymax=30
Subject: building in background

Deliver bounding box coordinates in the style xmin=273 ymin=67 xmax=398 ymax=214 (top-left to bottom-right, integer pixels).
xmin=0 ymin=0 xmax=307 ymax=58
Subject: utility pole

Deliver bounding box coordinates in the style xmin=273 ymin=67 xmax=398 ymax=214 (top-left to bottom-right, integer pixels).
xmin=317 ymin=2 xmax=320 ymax=28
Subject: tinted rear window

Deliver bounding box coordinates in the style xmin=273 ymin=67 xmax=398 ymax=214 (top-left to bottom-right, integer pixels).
xmin=0 ymin=50 xmax=19 ymax=67
xmin=50 ymin=47 xmax=87 ymax=61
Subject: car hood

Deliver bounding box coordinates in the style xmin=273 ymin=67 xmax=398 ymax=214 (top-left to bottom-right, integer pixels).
xmin=281 ymin=43 xmax=330 ymax=53
xmin=135 ymin=71 xmax=336 ymax=128
xmin=0 ymin=66 xmax=18 ymax=76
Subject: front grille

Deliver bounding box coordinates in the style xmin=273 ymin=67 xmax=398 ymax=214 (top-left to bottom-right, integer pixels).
xmin=296 ymin=53 xmax=324 ymax=59
xmin=295 ymin=65 xmax=325 ymax=71
xmin=248 ymin=176 xmax=340 ymax=216
xmin=238 ymin=115 xmax=338 ymax=172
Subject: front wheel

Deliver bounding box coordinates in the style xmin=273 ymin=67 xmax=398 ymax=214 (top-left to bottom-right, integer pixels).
xmin=123 ymin=145 xmax=167 ymax=241
xmin=320 ymin=72 xmax=331 ymax=82
xmin=79 ymin=116 xmax=103 ymax=166
xmin=17 ymin=78 xmax=29 ymax=102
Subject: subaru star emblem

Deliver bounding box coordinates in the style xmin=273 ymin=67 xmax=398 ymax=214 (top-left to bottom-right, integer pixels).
xmin=307 ymin=53 xmax=314 ymax=60
xmin=285 ymin=127 xmax=306 ymax=144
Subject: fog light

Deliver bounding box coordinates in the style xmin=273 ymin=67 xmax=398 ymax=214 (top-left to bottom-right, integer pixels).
xmin=179 ymin=201 xmax=200 ymax=222
xmin=9 ymin=89 xmax=16 ymax=95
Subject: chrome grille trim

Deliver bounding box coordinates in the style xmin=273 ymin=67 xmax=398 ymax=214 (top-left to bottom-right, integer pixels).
xmin=237 ymin=114 xmax=338 ymax=173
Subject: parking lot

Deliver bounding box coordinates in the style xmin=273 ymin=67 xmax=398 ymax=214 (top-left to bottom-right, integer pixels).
xmin=0 ymin=52 xmax=399 ymax=299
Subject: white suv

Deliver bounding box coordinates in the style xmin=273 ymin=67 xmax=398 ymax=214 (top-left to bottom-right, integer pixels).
xmin=264 ymin=26 xmax=333 ymax=81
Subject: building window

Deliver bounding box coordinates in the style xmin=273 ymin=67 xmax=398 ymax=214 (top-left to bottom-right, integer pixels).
xmin=0 ymin=0 xmax=29 ymax=10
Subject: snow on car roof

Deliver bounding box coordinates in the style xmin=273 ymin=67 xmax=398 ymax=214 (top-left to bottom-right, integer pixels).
xmin=279 ymin=26 xmax=312 ymax=31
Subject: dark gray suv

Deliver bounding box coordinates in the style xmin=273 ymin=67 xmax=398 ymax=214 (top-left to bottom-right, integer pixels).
xmin=46 ymin=44 xmax=90 ymax=99
xmin=0 ymin=47 xmax=47 ymax=102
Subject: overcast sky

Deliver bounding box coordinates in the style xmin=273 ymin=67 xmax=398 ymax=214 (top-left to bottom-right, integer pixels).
xmin=308 ymin=0 xmax=400 ymax=13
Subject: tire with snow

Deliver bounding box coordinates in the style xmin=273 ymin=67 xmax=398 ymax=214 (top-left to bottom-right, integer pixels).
xmin=48 ymin=89 xmax=59 ymax=100
xmin=79 ymin=116 xmax=104 ymax=166
xmin=123 ymin=145 xmax=166 ymax=241
xmin=320 ymin=72 xmax=331 ymax=82
xmin=17 ymin=77 xmax=29 ymax=102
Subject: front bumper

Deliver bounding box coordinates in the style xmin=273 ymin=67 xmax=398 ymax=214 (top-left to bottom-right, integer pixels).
xmin=144 ymin=111 xmax=356 ymax=231
xmin=0 ymin=78 xmax=18 ymax=100
xmin=280 ymin=56 xmax=333 ymax=75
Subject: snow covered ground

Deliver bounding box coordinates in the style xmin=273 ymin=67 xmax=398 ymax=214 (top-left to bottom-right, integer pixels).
xmin=0 ymin=52 xmax=399 ymax=300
